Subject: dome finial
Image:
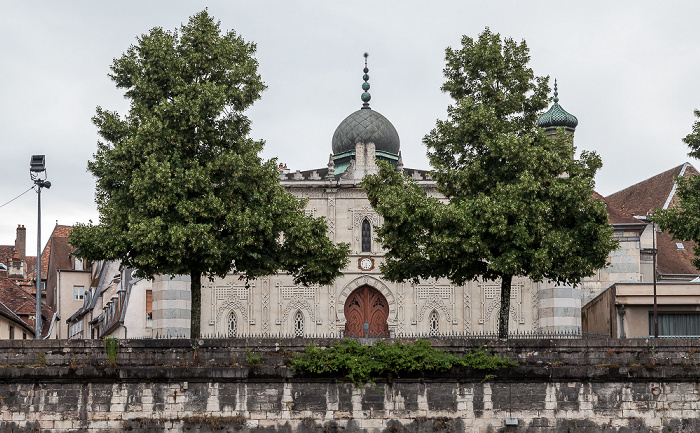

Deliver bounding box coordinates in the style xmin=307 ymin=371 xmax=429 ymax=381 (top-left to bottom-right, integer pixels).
xmin=361 ymin=52 xmax=371 ymax=109
xmin=536 ymin=79 xmax=578 ymax=130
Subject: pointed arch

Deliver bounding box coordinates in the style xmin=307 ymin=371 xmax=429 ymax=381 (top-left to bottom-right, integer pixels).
xmin=337 ymin=276 xmax=396 ymax=325
xmin=227 ymin=311 xmax=237 ymax=337
xmin=361 ymin=218 xmax=371 ymax=252
xmin=293 ymin=310 xmax=304 ymax=337
xmin=429 ymin=310 xmax=439 ymax=336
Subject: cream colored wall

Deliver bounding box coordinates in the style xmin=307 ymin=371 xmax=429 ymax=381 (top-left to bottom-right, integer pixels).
xmin=0 ymin=315 xmax=31 ymax=340
xmin=581 ymin=226 xmax=646 ymax=306
xmin=122 ymin=278 xmax=152 ymax=339
xmin=202 ymin=182 xmax=541 ymax=336
xmin=57 ymin=270 xmax=92 ymax=339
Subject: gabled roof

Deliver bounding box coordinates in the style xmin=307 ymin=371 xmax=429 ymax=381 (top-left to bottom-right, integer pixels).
xmin=27 ymin=224 xmax=72 ymax=280
xmin=606 ymin=163 xmax=699 ymax=216
xmin=0 ymin=275 xmax=55 ymax=336
xmin=655 ymin=231 xmax=697 ymax=276
xmin=606 ymin=163 xmax=700 ymax=277
xmin=0 ymin=300 xmax=34 ymax=335
xmin=592 ymin=191 xmax=641 ymax=225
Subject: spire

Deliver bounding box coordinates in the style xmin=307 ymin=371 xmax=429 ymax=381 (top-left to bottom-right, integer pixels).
xmin=537 ymin=79 xmax=578 ymax=130
xmin=361 ymin=52 xmax=371 ymax=109
xmin=326 ymin=153 xmax=335 ymax=178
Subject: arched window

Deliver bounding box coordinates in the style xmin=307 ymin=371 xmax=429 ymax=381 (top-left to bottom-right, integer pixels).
xmin=361 ymin=219 xmax=371 ymax=252
xmin=429 ymin=310 xmax=439 ymax=336
xmin=227 ymin=311 xmax=237 ymax=337
xmin=294 ymin=310 xmax=304 ymax=337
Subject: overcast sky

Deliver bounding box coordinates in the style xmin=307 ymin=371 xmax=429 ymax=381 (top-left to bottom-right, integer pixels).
xmin=2 ymin=1 xmax=699 ymax=249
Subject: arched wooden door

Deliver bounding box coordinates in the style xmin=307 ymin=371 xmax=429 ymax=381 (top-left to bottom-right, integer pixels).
xmin=344 ymin=286 xmax=389 ymax=337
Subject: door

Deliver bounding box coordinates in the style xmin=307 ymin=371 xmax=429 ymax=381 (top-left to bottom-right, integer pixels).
xmin=344 ymin=285 xmax=389 ymax=337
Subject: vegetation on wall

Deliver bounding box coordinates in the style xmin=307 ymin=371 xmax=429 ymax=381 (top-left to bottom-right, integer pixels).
xmin=289 ymin=339 xmax=517 ymax=385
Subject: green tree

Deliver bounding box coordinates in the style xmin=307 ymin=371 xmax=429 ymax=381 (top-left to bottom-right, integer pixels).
xmin=70 ymin=11 xmax=349 ymax=338
xmin=362 ymin=29 xmax=617 ymax=338
xmin=652 ymin=110 xmax=700 ymax=269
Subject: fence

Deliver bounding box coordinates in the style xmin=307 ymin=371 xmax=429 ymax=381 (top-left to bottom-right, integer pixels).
xmin=138 ymin=329 xmax=612 ymax=340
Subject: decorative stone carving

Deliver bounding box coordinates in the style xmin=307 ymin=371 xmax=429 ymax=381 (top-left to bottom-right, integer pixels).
xmin=348 ymin=207 xmax=382 ymax=254
xmin=478 ymin=282 xmax=525 ymax=332
xmin=208 ymin=281 xmax=254 ymax=329
xmin=413 ymin=280 xmax=456 ymax=325
xmin=276 ymin=283 xmax=319 ymax=326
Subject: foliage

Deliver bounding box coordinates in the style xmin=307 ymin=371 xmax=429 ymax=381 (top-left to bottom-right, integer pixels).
xmin=245 ymin=348 xmax=263 ymax=366
xmin=362 ymin=28 xmax=617 ymax=338
xmin=289 ymin=339 xmax=517 ymax=385
xmin=652 ymin=109 xmax=700 ymax=270
xmin=104 ymin=337 xmax=120 ymax=365
xmin=70 ymin=10 xmax=349 ymax=337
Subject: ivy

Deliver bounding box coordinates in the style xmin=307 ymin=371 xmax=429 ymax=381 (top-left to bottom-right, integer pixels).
xmin=289 ymin=339 xmax=517 ymax=385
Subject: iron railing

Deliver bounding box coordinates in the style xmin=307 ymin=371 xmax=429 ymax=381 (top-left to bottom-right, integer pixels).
xmin=135 ymin=329 xmax=612 ymax=340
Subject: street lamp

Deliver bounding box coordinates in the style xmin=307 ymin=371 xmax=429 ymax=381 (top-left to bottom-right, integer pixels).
xmin=30 ymin=155 xmax=51 ymax=339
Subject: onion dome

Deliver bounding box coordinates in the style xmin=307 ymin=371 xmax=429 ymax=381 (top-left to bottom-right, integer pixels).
xmin=331 ymin=53 xmax=400 ymax=156
xmin=537 ymin=80 xmax=578 ymax=129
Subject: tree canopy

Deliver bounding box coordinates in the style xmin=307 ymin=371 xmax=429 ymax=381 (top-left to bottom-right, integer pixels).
xmin=362 ymin=28 xmax=617 ymax=338
xmin=70 ymin=11 xmax=349 ymax=337
xmin=652 ymin=109 xmax=700 ymax=269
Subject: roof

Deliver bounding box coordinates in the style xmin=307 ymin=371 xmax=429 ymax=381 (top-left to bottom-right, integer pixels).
xmin=606 ymin=163 xmax=698 ymax=216
xmin=0 ymin=245 xmax=14 ymax=267
xmin=27 ymin=224 xmax=72 ymax=280
xmin=537 ymin=81 xmax=578 ymax=129
xmin=331 ymin=109 xmax=400 ymax=156
xmin=278 ymin=166 xmax=431 ymax=182
xmin=655 ymin=231 xmax=697 ymax=276
xmin=0 ymin=275 xmax=55 ymax=336
xmin=0 ymin=300 xmax=35 ymax=335
xmin=592 ymin=191 xmax=641 ymax=225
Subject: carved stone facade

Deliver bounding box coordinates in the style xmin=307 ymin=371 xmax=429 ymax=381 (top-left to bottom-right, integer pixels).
xmin=201 ymin=169 xmax=552 ymax=336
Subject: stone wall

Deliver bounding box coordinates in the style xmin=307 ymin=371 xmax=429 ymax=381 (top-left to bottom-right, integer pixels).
xmin=1 ymin=338 xmax=699 ymax=432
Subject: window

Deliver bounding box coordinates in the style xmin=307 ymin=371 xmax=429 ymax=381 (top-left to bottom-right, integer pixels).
xmin=429 ymin=310 xmax=439 ymax=336
xmin=361 ymin=219 xmax=371 ymax=252
xmin=650 ymin=313 xmax=700 ymax=336
xmin=9 ymin=325 xmax=14 ymax=340
xmin=227 ymin=311 xmax=237 ymax=337
xmin=73 ymin=286 xmax=84 ymax=301
xmin=146 ymin=290 xmax=153 ymax=320
xmin=294 ymin=310 xmax=304 ymax=337
xmin=74 ymin=257 xmax=84 ymax=271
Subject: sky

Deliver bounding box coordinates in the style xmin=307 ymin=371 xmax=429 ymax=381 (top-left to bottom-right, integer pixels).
xmin=1 ymin=1 xmax=699 ymax=249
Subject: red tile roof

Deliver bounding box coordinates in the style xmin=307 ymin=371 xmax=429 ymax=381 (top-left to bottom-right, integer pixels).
xmin=592 ymin=191 xmax=641 ymax=225
xmin=606 ymin=163 xmax=700 ymax=277
xmin=655 ymin=231 xmax=697 ymax=276
xmin=606 ymin=163 xmax=699 ymax=216
xmin=25 ymin=225 xmax=73 ymax=280
xmin=0 ymin=275 xmax=55 ymax=335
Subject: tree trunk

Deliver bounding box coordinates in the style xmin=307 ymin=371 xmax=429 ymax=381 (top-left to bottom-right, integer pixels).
xmin=498 ymin=274 xmax=513 ymax=339
xmin=190 ymin=270 xmax=201 ymax=339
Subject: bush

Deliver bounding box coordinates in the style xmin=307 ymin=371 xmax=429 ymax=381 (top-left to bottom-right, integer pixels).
xmin=289 ymin=339 xmax=516 ymax=385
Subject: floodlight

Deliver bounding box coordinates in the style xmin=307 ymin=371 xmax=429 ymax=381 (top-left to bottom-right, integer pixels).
xmin=30 ymin=155 xmax=46 ymax=173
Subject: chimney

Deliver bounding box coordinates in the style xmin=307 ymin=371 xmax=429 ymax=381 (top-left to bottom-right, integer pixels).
xmin=15 ymin=225 xmax=26 ymax=262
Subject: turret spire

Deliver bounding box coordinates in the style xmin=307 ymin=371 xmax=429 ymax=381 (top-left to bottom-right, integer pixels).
xmin=361 ymin=52 xmax=371 ymax=109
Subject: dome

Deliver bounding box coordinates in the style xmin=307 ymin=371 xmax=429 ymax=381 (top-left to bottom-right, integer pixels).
xmin=332 ymin=109 xmax=401 ymax=155
xmin=537 ymin=80 xmax=578 ymax=129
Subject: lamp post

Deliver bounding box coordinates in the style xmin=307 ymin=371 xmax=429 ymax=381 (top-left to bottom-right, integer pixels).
xmin=30 ymin=155 xmax=51 ymax=339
